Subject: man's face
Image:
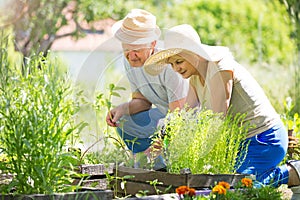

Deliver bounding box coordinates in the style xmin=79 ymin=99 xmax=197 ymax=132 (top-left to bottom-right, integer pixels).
xmin=122 ymin=42 xmax=155 ymax=67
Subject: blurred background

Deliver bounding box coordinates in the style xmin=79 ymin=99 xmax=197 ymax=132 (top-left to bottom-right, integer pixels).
xmin=1 ymin=0 xmax=299 ymax=157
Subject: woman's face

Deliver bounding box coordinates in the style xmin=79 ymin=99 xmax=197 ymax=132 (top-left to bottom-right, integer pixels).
xmin=167 ymin=54 xmax=199 ymax=79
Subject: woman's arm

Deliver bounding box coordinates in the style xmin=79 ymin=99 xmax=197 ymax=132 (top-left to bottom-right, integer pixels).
xmin=209 ymin=70 xmax=233 ymax=115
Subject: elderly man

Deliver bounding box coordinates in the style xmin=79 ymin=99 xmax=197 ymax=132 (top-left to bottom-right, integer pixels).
xmin=106 ymin=9 xmax=191 ymax=170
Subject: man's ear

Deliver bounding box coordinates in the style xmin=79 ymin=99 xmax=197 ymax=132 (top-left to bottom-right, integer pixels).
xmin=151 ymin=40 xmax=157 ymax=47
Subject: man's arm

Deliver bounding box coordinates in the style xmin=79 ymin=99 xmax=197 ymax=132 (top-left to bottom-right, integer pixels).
xmin=106 ymin=92 xmax=152 ymax=127
xmin=130 ymin=91 xmax=152 ymax=113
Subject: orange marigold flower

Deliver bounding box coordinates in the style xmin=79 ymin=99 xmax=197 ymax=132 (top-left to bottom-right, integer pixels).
xmin=241 ymin=178 xmax=253 ymax=188
xmin=212 ymin=184 xmax=227 ymax=195
xmin=176 ymin=186 xmax=190 ymax=195
xmin=188 ymin=188 xmax=196 ymax=196
xmin=218 ymin=181 xmax=230 ymax=189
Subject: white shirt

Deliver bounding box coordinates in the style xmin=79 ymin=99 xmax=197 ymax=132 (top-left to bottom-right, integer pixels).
xmin=124 ymin=59 xmax=189 ymax=115
xmin=190 ymin=58 xmax=281 ymax=138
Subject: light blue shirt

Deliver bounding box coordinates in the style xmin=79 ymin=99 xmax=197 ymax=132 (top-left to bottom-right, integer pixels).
xmin=124 ymin=59 xmax=189 ymax=115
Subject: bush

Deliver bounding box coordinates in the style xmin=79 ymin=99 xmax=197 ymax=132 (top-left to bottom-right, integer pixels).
xmin=0 ymin=36 xmax=84 ymax=194
xmin=163 ymin=108 xmax=249 ymax=174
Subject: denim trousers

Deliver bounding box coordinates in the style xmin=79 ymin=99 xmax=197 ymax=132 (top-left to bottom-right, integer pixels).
xmin=116 ymin=108 xmax=166 ymax=170
xmin=116 ymin=108 xmax=165 ymax=153
xmin=236 ymin=122 xmax=289 ymax=187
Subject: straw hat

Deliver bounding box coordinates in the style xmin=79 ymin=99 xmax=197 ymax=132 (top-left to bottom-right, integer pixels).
xmin=111 ymin=9 xmax=161 ymax=44
xmin=144 ymin=24 xmax=230 ymax=76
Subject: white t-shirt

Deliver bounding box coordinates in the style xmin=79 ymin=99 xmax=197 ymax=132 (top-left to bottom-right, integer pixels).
xmin=190 ymin=58 xmax=281 ymax=138
xmin=124 ymin=59 xmax=189 ymax=115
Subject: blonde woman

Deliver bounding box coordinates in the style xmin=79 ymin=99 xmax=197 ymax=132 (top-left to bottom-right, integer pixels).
xmin=144 ymin=24 xmax=300 ymax=193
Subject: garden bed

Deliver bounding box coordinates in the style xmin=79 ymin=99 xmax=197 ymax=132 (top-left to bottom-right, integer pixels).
xmin=0 ymin=163 xmax=115 ymax=200
xmin=112 ymin=166 xmax=248 ymax=197
xmin=0 ymin=190 xmax=114 ymax=200
xmin=78 ymin=163 xmax=115 ymax=190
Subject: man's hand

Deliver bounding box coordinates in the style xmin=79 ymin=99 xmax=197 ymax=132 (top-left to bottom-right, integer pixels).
xmin=106 ymin=110 xmax=118 ymax=127
xmin=105 ymin=94 xmax=151 ymax=127
xmin=106 ymin=105 xmax=127 ymax=127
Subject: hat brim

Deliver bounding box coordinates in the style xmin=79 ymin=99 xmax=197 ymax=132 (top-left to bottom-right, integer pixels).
xmin=144 ymin=48 xmax=182 ymax=76
xmin=112 ymin=20 xmax=161 ymax=44
xmin=144 ymin=44 xmax=228 ymax=76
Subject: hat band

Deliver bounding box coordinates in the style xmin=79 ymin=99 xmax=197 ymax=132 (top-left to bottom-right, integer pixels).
xmin=120 ymin=26 xmax=158 ymax=38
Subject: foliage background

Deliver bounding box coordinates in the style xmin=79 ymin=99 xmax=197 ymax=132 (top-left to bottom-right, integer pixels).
xmin=1 ymin=0 xmax=296 ymax=112
xmin=0 ymin=0 xmax=299 ymax=169
xmin=0 ymin=1 xmax=299 ymax=196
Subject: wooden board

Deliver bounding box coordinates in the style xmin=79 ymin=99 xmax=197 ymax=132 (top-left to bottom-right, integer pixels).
xmin=112 ymin=166 xmax=247 ymax=197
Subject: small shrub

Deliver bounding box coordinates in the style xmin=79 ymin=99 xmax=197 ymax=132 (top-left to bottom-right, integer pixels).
xmin=163 ymin=108 xmax=249 ymax=174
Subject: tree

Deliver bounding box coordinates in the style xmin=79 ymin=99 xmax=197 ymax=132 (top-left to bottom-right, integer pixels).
xmin=0 ymin=0 xmax=295 ymax=66
xmin=0 ymin=0 xmax=125 ymax=59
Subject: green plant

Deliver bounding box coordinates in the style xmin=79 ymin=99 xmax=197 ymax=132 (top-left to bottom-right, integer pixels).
xmin=176 ymin=178 xmax=282 ymax=200
xmin=163 ymin=108 xmax=249 ymax=174
xmin=147 ymin=179 xmax=163 ymax=195
xmin=200 ymin=178 xmax=281 ymax=200
xmin=135 ymin=189 xmax=149 ymax=197
xmin=281 ymin=97 xmax=300 ymax=133
xmin=91 ymin=84 xmax=144 ymax=198
xmin=89 ymin=83 xmax=136 ymax=167
xmin=280 ymin=97 xmax=300 ymax=160
xmin=0 ymin=43 xmax=85 ymax=194
xmin=94 ymin=84 xmax=127 ymax=146
xmin=106 ymin=172 xmax=134 ymax=198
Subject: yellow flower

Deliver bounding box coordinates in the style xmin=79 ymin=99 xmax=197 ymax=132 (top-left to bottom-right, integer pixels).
xmin=241 ymin=177 xmax=253 ymax=188
xmin=212 ymin=184 xmax=227 ymax=195
xmin=218 ymin=181 xmax=230 ymax=189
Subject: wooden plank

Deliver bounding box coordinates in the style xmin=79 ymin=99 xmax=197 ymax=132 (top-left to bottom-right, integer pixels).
xmin=112 ymin=180 xmax=175 ymax=197
xmin=113 ymin=166 xmax=248 ymax=196
xmin=81 ymin=179 xmax=108 ymax=190
xmin=80 ymin=163 xmax=114 ymax=175
xmin=188 ymin=174 xmax=246 ymax=189
xmin=114 ymin=166 xmax=186 ymax=186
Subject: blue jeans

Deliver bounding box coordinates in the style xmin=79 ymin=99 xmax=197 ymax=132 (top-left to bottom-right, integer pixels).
xmin=236 ymin=122 xmax=289 ymax=187
xmin=117 ymin=108 xmax=165 ymax=153
xmin=116 ymin=108 xmax=166 ymax=170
